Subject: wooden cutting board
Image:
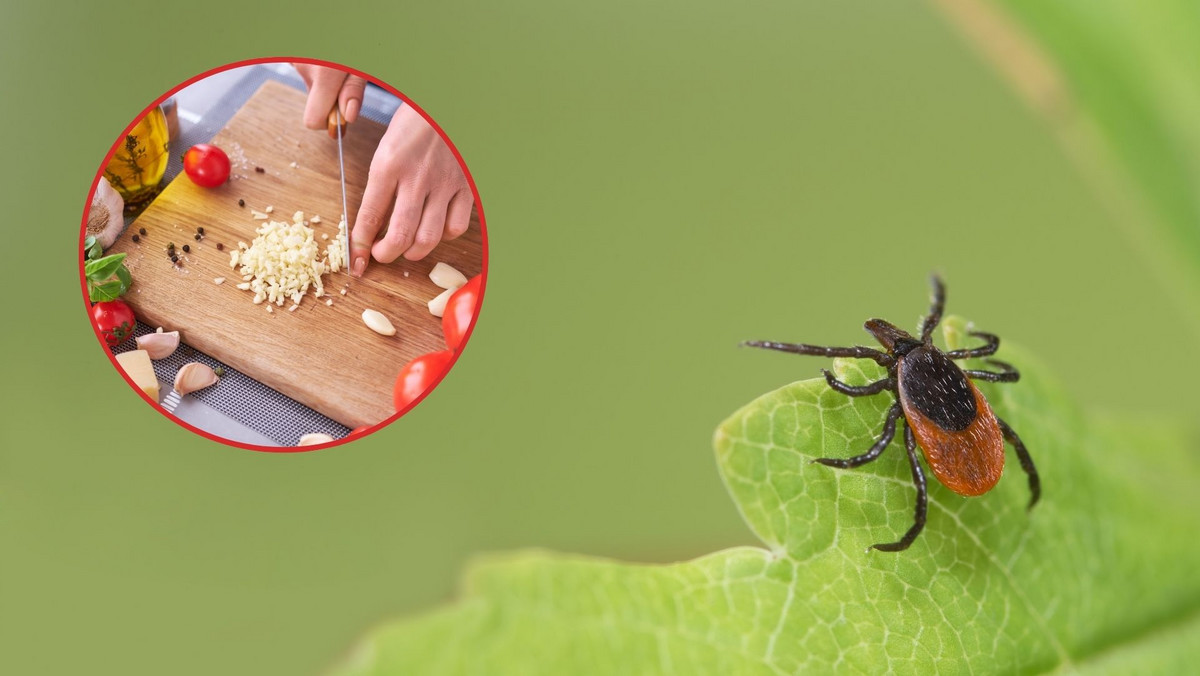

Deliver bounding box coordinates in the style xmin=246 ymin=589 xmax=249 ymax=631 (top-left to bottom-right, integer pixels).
xmin=108 ymin=80 xmax=483 ymax=429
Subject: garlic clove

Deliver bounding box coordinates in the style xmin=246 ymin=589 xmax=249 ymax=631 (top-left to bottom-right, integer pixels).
xmin=361 ymin=309 xmax=396 ymax=336
xmin=427 ymin=288 xmax=455 ymax=318
xmin=136 ymin=330 xmax=180 ymax=360
xmin=174 ymin=362 xmax=220 ymax=395
xmin=429 ymin=262 xmax=468 ymax=290
xmin=298 ymin=433 xmax=335 ymax=446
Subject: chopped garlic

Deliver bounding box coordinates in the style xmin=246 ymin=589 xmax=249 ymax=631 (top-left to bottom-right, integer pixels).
xmin=324 ymin=219 xmax=348 ymax=273
xmin=321 ymin=233 xmax=328 ymax=240
xmin=293 ymin=210 xmax=304 ymax=223
xmin=325 ymin=299 xmax=333 ymax=306
xmin=251 ymin=210 xmax=268 ymax=220
xmin=311 ymin=215 xmax=322 ymax=224
xmin=339 ymin=288 xmax=347 ymax=295
xmin=266 ymin=305 xmax=274 ymax=313
xmin=236 ymin=282 xmax=251 ymax=290
xmin=265 ymin=205 xmax=274 ymax=213
xmin=213 ymin=277 xmax=226 ymax=285
xmin=288 ymin=304 xmax=299 ymax=312
xmin=289 ymin=161 xmax=298 ymax=169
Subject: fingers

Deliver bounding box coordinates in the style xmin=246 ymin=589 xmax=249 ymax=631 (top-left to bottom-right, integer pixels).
xmin=403 ymin=196 xmax=449 ymax=261
xmin=349 ymin=166 xmax=399 ymax=277
xmin=371 ymin=185 xmax=424 ymax=264
xmin=339 ymin=75 xmax=367 ymax=124
xmin=444 ymin=190 xmax=473 ymax=240
xmin=303 ymin=70 xmax=347 ymax=130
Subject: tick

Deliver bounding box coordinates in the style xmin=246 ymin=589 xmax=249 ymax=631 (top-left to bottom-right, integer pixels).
xmin=743 ymin=275 xmax=1039 ymax=552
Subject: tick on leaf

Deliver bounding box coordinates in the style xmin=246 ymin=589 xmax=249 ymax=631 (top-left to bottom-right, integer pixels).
xmin=743 ymin=275 xmax=1039 ymax=552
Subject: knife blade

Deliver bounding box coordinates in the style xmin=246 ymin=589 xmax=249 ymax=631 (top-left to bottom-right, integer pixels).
xmin=328 ymin=105 xmax=351 ymax=277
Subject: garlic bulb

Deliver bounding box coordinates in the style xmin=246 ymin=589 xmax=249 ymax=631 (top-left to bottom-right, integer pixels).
xmin=174 ymin=363 xmax=220 ymax=395
xmin=135 ymin=331 xmax=180 ymax=360
xmin=87 ymin=179 xmax=126 ymax=249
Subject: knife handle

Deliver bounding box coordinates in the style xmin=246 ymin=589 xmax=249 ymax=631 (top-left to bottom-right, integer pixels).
xmin=327 ymin=106 xmax=348 ymax=140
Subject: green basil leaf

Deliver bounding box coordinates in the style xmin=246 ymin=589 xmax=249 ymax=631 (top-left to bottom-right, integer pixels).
xmin=85 ymin=253 xmax=127 ymax=281
xmin=115 ymin=265 xmax=132 ymax=293
xmin=89 ymin=279 xmax=124 ymax=303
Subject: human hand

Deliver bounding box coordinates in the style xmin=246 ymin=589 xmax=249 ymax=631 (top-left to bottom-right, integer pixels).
xmin=292 ymin=63 xmax=367 ymax=129
xmin=350 ymin=105 xmax=473 ymax=273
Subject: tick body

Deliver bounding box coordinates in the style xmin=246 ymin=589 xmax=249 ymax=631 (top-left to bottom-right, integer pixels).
xmin=744 ymin=276 xmax=1039 ymax=552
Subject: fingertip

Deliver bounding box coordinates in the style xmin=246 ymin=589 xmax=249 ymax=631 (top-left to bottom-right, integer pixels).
xmin=345 ymin=98 xmax=361 ymax=123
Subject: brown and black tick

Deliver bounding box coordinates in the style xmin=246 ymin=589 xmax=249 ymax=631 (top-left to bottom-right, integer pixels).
xmin=743 ymin=275 xmax=1039 ymax=552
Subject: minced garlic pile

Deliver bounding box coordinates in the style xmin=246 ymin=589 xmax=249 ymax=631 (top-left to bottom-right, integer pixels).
xmin=229 ymin=210 xmax=348 ymax=308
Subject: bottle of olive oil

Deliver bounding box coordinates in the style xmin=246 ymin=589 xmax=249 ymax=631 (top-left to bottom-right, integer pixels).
xmin=104 ymin=106 xmax=169 ymax=208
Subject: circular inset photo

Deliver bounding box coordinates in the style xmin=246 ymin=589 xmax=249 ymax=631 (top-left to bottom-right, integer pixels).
xmin=80 ymin=59 xmax=487 ymax=451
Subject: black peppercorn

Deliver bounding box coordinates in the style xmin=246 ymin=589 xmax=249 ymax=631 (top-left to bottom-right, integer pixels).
xmin=131 ymin=234 xmax=140 ymax=243
xmin=217 ymin=243 xmax=225 ymax=251
xmin=194 ymin=234 xmax=202 ymax=241
xmin=255 ymin=166 xmax=265 ymax=173
xmin=238 ymin=199 xmax=245 ymax=207
xmin=138 ymin=227 xmax=147 ymax=235
xmin=197 ymin=227 xmax=205 ymax=235
xmin=170 ymin=254 xmax=178 ymax=262
xmin=182 ymin=244 xmax=190 ymax=253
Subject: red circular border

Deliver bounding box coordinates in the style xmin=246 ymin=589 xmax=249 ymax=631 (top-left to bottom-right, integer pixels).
xmin=78 ymin=56 xmax=489 ymax=453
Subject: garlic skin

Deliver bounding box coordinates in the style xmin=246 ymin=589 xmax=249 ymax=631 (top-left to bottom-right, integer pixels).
xmin=174 ymin=363 xmax=220 ymax=395
xmin=361 ymin=309 xmax=396 ymax=336
xmin=135 ymin=331 xmax=180 ymax=360
xmin=87 ymin=179 xmax=126 ymax=249
xmin=298 ymin=433 xmax=335 ymax=446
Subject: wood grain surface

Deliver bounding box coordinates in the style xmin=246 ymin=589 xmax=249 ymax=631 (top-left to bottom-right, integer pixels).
xmin=108 ymin=81 xmax=484 ymax=429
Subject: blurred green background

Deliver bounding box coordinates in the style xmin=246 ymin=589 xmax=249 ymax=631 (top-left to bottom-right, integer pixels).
xmin=1 ymin=1 xmax=1196 ymax=675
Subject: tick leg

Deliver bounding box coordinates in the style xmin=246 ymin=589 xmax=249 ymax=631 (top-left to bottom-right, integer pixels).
xmin=814 ymin=403 xmax=901 ymax=468
xmin=963 ymin=359 xmax=1020 ymax=382
xmin=872 ymin=424 xmax=928 ymax=552
xmin=919 ymin=275 xmax=946 ymax=342
xmin=821 ymin=369 xmax=894 ymax=397
xmin=946 ymin=331 xmax=1000 ymax=359
xmin=741 ymin=340 xmax=894 ymax=367
xmin=997 ymin=417 xmax=1040 ymax=509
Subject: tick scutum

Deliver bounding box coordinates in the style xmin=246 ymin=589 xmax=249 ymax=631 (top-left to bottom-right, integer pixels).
xmin=897 ymin=346 xmax=976 ymax=432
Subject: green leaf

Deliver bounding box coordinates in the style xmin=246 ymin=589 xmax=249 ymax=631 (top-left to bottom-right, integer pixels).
xmin=88 ymin=279 xmax=124 ymax=303
xmin=84 ymin=253 xmax=126 ymax=282
xmin=934 ymin=0 xmax=1200 ymax=338
xmin=115 ymin=265 xmax=132 ymax=294
xmin=83 ymin=235 xmax=96 ymax=252
xmin=330 ymin=317 xmax=1200 ymax=674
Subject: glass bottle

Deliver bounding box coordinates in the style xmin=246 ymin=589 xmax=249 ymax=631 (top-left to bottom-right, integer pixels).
xmin=104 ymin=105 xmax=170 ymax=208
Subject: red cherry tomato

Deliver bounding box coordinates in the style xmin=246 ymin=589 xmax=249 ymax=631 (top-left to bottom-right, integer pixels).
xmin=442 ymin=275 xmax=482 ymax=351
xmin=91 ymin=299 xmax=136 ymax=347
xmin=182 ymin=144 xmax=231 ymax=188
xmin=393 ymin=350 xmax=455 ymax=412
